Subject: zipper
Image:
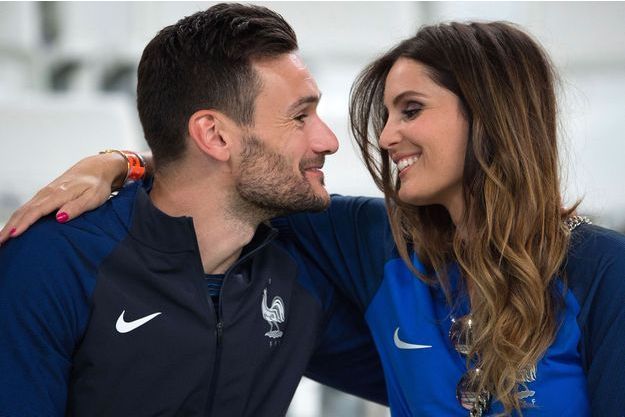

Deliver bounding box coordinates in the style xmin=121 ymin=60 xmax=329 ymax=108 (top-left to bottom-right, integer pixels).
xmin=205 ymin=319 xmax=224 ymax=413
xmin=203 ymin=269 xmax=224 ymax=414
xmin=202 ymin=224 xmax=277 ymax=414
xmin=224 ymin=226 xmax=278 ymax=273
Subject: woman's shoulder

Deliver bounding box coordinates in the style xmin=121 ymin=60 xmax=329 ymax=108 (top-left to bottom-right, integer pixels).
xmin=563 ymin=224 xmax=625 ymax=412
xmin=565 ymin=223 xmax=625 ymax=311
xmin=568 ymin=223 xmax=625 ymax=257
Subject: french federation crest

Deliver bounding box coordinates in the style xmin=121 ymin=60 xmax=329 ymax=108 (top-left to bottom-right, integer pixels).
xmin=517 ymin=365 xmax=537 ymax=403
xmin=261 ymin=287 xmax=285 ymax=339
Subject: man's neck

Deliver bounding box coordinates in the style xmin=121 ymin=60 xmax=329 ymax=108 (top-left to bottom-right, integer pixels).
xmin=149 ymin=170 xmax=265 ymax=275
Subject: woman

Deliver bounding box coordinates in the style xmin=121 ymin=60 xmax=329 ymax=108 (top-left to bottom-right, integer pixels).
xmin=2 ymin=22 xmax=624 ymax=416
xmin=345 ymin=21 xmax=603 ymax=415
xmin=282 ymin=21 xmax=621 ymax=415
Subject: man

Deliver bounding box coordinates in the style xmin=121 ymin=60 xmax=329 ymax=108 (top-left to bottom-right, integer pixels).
xmin=0 ymin=4 xmax=385 ymax=416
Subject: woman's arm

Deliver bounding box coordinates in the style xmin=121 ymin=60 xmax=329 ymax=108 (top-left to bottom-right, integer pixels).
xmin=0 ymin=151 xmax=152 ymax=244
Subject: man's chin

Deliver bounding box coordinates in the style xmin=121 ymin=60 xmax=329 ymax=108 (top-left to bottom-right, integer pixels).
xmin=306 ymin=196 xmax=330 ymax=212
xmin=309 ymin=186 xmax=330 ymax=210
xmin=288 ymin=188 xmax=329 ymax=213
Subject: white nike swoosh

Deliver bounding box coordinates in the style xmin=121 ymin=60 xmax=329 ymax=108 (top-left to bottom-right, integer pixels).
xmin=115 ymin=310 xmax=162 ymax=334
xmin=393 ymin=327 xmax=432 ymax=350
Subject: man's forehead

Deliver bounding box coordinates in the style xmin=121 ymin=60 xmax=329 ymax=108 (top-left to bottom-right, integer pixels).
xmin=253 ymin=53 xmax=320 ymax=103
xmin=287 ymin=53 xmax=307 ymax=70
xmin=288 ymin=54 xmax=319 ymax=90
xmin=253 ymin=53 xmax=311 ymax=78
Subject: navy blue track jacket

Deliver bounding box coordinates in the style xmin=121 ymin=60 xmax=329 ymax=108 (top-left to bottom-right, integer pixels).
xmin=0 ymin=183 xmax=387 ymax=416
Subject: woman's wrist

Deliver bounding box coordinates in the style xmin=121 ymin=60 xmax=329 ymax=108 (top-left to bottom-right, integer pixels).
xmin=139 ymin=151 xmax=154 ymax=179
xmin=99 ymin=149 xmax=147 ymax=190
xmin=99 ymin=152 xmax=130 ymax=191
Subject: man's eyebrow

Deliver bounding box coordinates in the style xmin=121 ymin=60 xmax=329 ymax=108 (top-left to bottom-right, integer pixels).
xmin=287 ymin=94 xmax=321 ymax=113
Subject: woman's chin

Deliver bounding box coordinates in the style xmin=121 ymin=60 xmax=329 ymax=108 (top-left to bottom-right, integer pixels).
xmin=397 ymin=189 xmax=428 ymax=207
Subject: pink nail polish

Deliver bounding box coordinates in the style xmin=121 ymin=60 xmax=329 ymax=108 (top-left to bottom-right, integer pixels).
xmin=9 ymin=228 xmax=17 ymax=237
xmin=56 ymin=212 xmax=69 ymax=223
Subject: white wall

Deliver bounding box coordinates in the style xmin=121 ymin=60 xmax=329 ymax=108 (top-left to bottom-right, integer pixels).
xmin=1 ymin=2 xmax=623 ymax=229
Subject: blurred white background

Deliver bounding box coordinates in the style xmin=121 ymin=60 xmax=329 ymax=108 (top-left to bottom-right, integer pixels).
xmin=1 ymin=2 xmax=624 ymax=416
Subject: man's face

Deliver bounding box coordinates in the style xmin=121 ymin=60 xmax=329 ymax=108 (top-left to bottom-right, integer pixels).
xmin=234 ymin=53 xmax=339 ymax=216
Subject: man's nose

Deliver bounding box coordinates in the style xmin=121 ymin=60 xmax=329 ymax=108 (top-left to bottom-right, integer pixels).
xmin=311 ymin=118 xmax=339 ymax=155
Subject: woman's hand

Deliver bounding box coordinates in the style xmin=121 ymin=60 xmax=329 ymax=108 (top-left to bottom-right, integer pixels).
xmin=0 ymin=153 xmax=129 ymax=244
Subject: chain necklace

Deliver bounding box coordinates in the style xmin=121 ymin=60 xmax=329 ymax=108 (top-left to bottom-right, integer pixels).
xmin=565 ymin=215 xmax=592 ymax=232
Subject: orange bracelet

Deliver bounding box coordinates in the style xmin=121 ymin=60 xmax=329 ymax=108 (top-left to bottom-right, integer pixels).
xmin=99 ymin=149 xmax=147 ymax=184
xmin=123 ymin=150 xmax=146 ymax=181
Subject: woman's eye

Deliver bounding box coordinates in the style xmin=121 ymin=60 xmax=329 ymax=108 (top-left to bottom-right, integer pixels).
xmin=402 ymin=104 xmax=422 ymax=119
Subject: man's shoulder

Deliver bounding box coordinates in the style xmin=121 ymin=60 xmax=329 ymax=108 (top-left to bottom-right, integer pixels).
xmin=0 ymin=213 xmax=97 ymax=322
xmin=72 ymin=182 xmax=139 ymax=241
xmin=9 ymin=189 xmax=134 ymax=256
xmin=0 ymin=182 xmax=140 ymax=288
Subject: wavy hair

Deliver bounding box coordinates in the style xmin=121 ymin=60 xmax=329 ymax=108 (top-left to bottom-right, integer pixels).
xmin=350 ymin=21 xmax=575 ymax=414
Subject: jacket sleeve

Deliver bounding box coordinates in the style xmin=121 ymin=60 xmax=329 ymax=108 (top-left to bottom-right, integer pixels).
xmin=273 ymin=195 xmax=394 ymax=312
xmin=273 ymin=196 xmax=393 ymax=405
xmin=304 ymin=285 xmax=388 ymax=405
xmin=0 ymin=220 xmax=92 ymax=416
xmin=567 ymin=225 xmax=625 ymax=416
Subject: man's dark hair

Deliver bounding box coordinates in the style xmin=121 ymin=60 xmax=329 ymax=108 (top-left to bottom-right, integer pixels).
xmin=137 ymin=3 xmax=298 ymax=169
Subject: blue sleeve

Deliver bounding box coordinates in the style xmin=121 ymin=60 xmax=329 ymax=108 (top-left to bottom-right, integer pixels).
xmin=0 ymin=219 xmax=95 ymax=416
xmin=304 ymin=283 xmax=388 ymax=405
xmin=566 ymin=225 xmax=625 ymax=416
xmin=273 ymin=195 xmax=395 ymax=312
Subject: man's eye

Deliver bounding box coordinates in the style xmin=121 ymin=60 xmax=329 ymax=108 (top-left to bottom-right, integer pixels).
xmin=294 ymin=114 xmax=308 ymax=123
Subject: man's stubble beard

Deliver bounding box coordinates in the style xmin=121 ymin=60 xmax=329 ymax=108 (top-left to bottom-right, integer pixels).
xmin=234 ymin=134 xmax=329 ymax=220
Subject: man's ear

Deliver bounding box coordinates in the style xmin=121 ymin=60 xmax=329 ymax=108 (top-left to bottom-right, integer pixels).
xmin=187 ymin=110 xmax=235 ymax=162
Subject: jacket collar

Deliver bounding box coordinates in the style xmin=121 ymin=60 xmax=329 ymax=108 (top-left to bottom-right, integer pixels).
xmin=113 ymin=180 xmax=277 ymax=255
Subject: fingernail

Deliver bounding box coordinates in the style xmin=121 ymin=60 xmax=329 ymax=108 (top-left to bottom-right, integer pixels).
xmin=56 ymin=212 xmax=69 ymax=223
xmin=9 ymin=228 xmax=17 ymax=237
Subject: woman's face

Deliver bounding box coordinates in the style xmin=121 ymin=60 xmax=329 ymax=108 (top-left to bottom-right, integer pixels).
xmin=380 ymin=58 xmax=469 ymax=223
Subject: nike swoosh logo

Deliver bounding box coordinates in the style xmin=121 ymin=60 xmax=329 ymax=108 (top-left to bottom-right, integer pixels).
xmin=116 ymin=310 xmax=162 ymax=334
xmin=394 ymin=327 xmax=432 ymax=350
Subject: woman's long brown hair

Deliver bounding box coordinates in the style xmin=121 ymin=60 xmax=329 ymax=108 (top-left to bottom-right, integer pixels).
xmin=350 ymin=21 xmax=575 ymax=414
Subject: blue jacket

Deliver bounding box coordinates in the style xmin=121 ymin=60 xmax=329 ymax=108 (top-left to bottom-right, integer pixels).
xmin=0 ymin=184 xmax=387 ymax=416
xmin=277 ymin=195 xmax=625 ymax=416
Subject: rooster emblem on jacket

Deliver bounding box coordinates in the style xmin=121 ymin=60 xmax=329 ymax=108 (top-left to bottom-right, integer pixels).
xmin=262 ymin=288 xmax=285 ymax=339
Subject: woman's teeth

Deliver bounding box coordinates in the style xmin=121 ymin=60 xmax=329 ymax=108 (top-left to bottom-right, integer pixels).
xmin=397 ymin=156 xmax=419 ymax=171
